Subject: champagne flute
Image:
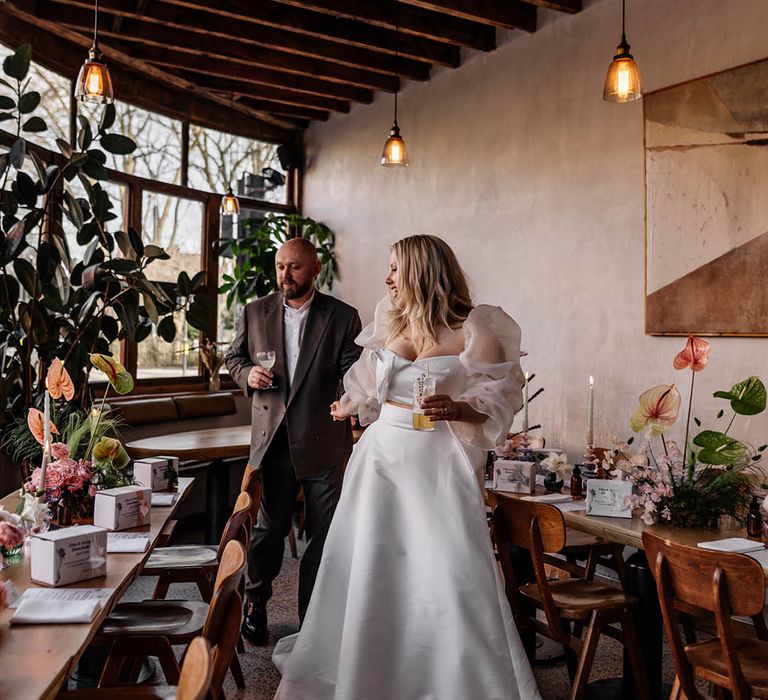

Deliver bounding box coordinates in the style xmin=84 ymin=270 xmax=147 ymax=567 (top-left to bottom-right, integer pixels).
xmin=256 ymin=350 xmax=277 ymax=390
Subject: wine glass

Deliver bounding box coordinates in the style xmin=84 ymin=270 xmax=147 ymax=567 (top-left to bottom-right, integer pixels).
xmin=256 ymin=350 xmax=277 ymax=390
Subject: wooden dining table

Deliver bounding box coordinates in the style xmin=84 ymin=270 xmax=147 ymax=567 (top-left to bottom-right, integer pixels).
xmin=126 ymin=425 xmax=251 ymax=544
xmin=0 ymin=477 xmax=194 ymax=700
xmin=487 ymin=485 xmax=768 ymax=700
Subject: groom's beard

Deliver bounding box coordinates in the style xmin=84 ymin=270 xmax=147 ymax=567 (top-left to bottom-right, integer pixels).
xmin=281 ymin=279 xmax=313 ymax=300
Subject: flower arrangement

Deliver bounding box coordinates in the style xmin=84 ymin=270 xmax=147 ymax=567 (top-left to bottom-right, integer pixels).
xmin=193 ymin=339 xmax=228 ymax=391
xmin=540 ymin=452 xmax=571 ymax=493
xmin=616 ymin=337 xmax=766 ymax=527
xmin=0 ymin=506 xmax=24 ymax=556
xmin=6 ymin=354 xmax=135 ymax=523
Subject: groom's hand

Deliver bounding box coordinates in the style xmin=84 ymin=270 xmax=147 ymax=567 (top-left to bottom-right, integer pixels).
xmin=248 ymin=366 xmax=273 ymax=390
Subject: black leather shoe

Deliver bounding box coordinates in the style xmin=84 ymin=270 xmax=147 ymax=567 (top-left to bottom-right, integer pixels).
xmin=241 ymin=603 xmax=269 ymax=645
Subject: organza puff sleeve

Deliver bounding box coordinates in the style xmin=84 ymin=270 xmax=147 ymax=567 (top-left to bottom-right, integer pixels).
xmin=451 ymin=305 xmax=525 ymax=450
xmin=337 ymin=296 xmax=392 ymax=426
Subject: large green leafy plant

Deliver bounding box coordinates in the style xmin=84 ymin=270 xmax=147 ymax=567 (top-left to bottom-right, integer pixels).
xmin=217 ymin=213 xmax=338 ymax=308
xmin=0 ymin=44 xmax=213 ymax=420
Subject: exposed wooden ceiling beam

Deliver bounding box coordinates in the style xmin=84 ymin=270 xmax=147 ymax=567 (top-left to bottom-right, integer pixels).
xmin=0 ymin=8 xmax=298 ymax=141
xmin=168 ymin=70 xmax=351 ymax=113
xmin=268 ymin=0 xmax=496 ymax=51
xmin=400 ymin=0 xmax=537 ymax=32
xmin=112 ymin=0 xmax=153 ymax=34
xmin=521 ymin=0 xmax=581 ymax=13
xmin=63 ymin=29 xmax=376 ymax=104
xmin=235 ymin=97 xmax=324 ymax=123
xmin=47 ymin=4 xmax=402 ymax=92
xmin=45 ymin=0 xmax=432 ymax=80
xmin=155 ymin=0 xmax=460 ymax=67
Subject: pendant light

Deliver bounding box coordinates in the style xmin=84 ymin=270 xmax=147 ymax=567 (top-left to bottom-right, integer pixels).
xmin=380 ymin=20 xmax=408 ymax=167
xmin=221 ymin=98 xmax=241 ymax=216
xmin=221 ymin=185 xmax=240 ymax=216
xmin=380 ymin=90 xmax=408 ymax=167
xmin=603 ymin=0 xmax=642 ymax=103
xmin=75 ymin=0 xmax=114 ymax=104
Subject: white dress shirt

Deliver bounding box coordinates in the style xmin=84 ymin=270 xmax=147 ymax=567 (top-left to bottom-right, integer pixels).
xmin=283 ymin=292 xmax=314 ymax=384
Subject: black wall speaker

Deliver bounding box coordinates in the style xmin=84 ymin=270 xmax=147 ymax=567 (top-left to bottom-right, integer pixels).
xmin=277 ymin=143 xmax=303 ymax=171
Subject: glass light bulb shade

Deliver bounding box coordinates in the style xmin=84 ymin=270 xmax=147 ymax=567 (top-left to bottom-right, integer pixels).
xmin=75 ymin=47 xmax=114 ymax=104
xmin=380 ymin=124 xmax=409 ymax=167
xmin=221 ymin=189 xmax=240 ymax=216
xmin=603 ymin=52 xmax=642 ymax=102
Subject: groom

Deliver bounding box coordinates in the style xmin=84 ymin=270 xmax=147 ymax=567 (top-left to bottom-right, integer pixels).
xmin=225 ymin=237 xmax=362 ymax=644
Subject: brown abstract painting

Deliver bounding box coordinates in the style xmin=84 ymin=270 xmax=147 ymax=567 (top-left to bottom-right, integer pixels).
xmin=644 ymin=59 xmax=768 ymax=335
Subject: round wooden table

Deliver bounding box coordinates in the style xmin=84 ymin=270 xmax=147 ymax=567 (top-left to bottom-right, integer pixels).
xmin=127 ymin=425 xmax=251 ymax=543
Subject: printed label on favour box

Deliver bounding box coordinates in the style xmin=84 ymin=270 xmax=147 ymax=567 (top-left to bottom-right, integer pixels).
xmin=30 ymin=525 xmax=107 ymax=587
xmin=94 ymin=486 xmax=152 ymax=531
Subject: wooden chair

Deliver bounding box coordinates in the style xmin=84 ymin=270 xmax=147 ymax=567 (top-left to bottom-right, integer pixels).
xmin=492 ymin=495 xmax=650 ymax=700
xmin=57 ymin=636 xmax=213 ymax=700
xmin=95 ymin=535 xmax=247 ymax=700
xmin=143 ymin=489 xmax=253 ymax=602
xmin=643 ymin=532 xmax=768 ymax=700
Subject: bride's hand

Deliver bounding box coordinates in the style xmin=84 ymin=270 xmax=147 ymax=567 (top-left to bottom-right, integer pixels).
xmin=330 ymin=401 xmax=351 ymax=422
xmin=420 ymin=394 xmax=459 ymax=421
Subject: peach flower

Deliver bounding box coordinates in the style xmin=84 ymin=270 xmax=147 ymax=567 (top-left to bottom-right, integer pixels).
xmin=673 ymin=336 xmax=711 ymax=372
xmin=27 ymin=408 xmax=59 ymax=445
xmin=46 ymin=358 xmax=75 ymax=400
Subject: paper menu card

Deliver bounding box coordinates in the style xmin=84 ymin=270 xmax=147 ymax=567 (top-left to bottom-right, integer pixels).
xmin=107 ymin=533 xmax=151 ymax=553
xmin=9 ymin=587 xmax=115 ymax=609
xmin=151 ymin=493 xmax=177 ymax=507
xmin=520 ymin=493 xmax=572 ymax=503
xmin=697 ymin=538 xmax=765 ymax=553
xmin=10 ymin=598 xmax=102 ymax=625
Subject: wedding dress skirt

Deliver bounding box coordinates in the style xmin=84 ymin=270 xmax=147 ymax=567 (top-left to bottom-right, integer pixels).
xmin=273 ymin=403 xmax=541 ymax=700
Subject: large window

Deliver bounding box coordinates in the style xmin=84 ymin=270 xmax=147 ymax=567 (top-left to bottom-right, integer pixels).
xmin=0 ymin=41 xmax=295 ymax=389
xmin=189 ymin=125 xmax=287 ymax=204
xmin=0 ymin=44 xmax=70 ymax=151
xmin=80 ymin=100 xmax=183 ymax=185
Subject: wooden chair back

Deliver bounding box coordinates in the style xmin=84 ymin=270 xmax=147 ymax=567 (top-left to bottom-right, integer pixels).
xmin=239 ymin=464 xmax=261 ymax=529
xmin=177 ymin=636 xmax=213 ymax=700
xmin=215 ymin=491 xmax=251 ymax=562
xmin=643 ymin=531 xmax=768 ymax=700
xmin=203 ymin=540 xmax=246 ymax=699
xmin=493 ymin=495 xmax=569 ymax=642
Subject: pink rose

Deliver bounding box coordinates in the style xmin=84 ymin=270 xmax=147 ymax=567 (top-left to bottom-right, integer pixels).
xmin=88 ymin=485 xmax=97 ymax=497
xmin=0 ymin=521 xmax=24 ymax=549
xmin=53 ymin=457 xmax=78 ymax=470
xmin=50 ymin=442 xmax=70 ymax=460
xmin=44 ymin=467 xmax=65 ymax=490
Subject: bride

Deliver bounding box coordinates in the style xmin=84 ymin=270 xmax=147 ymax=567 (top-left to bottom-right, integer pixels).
xmin=272 ymin=234 xmax=541 ymax=700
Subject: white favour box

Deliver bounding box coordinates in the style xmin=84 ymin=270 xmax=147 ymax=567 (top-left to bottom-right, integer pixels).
xmin=493 ymin=460 xmax=537 ymax=494
xmin=30 ymin=525 xmax=107 ymax=587
xmin=94 ymin=486 xmax=152 ymax=531
xmin=585 ymin=479 xmax=633 ymax=518
xmin=133 ymin=457 xmax=174 ymax=492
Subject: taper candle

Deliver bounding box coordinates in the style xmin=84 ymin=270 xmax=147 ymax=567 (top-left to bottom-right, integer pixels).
xmin=523 ymin=372 xmax=529 ymax=433
xmin=587 ymin=375 xmax=594 ymax=446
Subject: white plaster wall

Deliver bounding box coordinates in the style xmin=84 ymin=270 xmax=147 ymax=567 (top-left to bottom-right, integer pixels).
xmin=303 ymin=0 xmax=768 ymax=461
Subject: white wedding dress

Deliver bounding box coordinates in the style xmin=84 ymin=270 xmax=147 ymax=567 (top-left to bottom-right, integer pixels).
xmin=272 ymin=300 xmax=541 ymax=700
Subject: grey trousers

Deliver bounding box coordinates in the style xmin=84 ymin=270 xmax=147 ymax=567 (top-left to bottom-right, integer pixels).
xmin=245 ymin=423 xmax=343 ymax=621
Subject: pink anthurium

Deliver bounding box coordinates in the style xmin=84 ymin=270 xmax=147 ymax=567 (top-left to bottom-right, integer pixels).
xmin=26 ymin=408 xmax=59 ymax=445
xmin=46 ymin=358 xmax=75 ymax=401
xmin=630 ymin=384 xmax=681 ymax=436
xmin=673 ymin=336 xmax=710 ymax=372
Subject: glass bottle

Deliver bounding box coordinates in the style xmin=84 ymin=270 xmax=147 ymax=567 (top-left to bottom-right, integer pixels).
xmin=56 ymin=487 xmax=73 ymax=528
xmin=747 ymin=495 xmax=762 ymax=538
xmin=570 ymin=464 xmax=583 ymax=499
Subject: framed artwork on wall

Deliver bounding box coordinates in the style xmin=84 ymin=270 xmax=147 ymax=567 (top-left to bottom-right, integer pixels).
xmin=644 ymin=57 xmax=768 ymax=336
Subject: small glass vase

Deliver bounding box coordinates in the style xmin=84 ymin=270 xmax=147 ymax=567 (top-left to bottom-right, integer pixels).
xmin=544 ymin=471 xmax=564 ymax=493
xmin=208 ymin=373 xmax=221 ymax=392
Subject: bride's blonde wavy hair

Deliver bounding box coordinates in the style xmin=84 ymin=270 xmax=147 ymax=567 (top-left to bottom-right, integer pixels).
xmin=387 ymin=235 xmax=473 ymax=353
